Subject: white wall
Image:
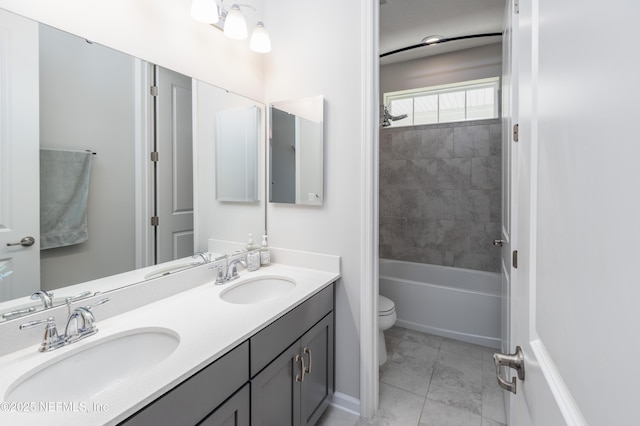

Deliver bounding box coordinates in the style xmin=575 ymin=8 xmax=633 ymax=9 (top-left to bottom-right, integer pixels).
xmin=264 ymin=0 xmax=366 ymax=401
xmin=380 ymin=43 xmax=502 ymax=103
xmin=0 ymin=0 xmax=264 ymax=100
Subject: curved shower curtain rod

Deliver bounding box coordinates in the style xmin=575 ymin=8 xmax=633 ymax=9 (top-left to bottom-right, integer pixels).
xmin=380 ymin=33 xmax=503 ymax=58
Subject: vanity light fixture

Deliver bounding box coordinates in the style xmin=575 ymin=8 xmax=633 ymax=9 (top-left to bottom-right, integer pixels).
xmin=191 ymin=0 xmax=219 ymax=24
xmin=191 ymin=0 xmax=272 ymax=53
xmin=250 ymin=22 xmax=271 ymax=53
xmin=224 ymin=4 xmax=248 ymax=39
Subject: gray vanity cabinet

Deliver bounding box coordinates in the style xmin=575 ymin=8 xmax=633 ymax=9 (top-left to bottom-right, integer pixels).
xmin=119 ymin=341 xmax=249 ymax=426
xmin=251 ymin=284 xmax=335 ymax=426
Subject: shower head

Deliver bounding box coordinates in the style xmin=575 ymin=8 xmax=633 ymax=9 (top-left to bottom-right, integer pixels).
xmin=381 ymin=106 xmax=408 ymax=127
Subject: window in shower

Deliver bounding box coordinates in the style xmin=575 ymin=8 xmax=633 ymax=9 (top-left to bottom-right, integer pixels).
xmin=384 ymin=77 xmax=500 ymax=127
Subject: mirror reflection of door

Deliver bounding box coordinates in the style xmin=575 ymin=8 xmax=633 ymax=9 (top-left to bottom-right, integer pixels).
xmin=270 ymin=108 xmax=296 ymax=203
xmin=0 ymin=12 xmax=194 ymax=302
xmin=154 ymin=66 xmax=194 ymax=264
xmin=0 ymin=10 xmax=40 ymax=302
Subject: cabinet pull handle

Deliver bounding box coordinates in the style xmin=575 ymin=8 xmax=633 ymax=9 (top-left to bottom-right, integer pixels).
xmin=304 ymin=347 xmax=312 ymax=374
xmin=295 ymin=354 xmax=306 ymax=382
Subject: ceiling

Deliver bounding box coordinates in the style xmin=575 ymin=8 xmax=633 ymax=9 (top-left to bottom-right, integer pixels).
xmin=380 ymin=0 xmax=505 ymax=65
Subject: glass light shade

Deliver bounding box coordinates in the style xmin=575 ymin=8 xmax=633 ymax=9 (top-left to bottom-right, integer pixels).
xmin=224 ymin=4 xmax=248 ymax=40
xmin=250 ymin=22 xmax=271 ymax=53
xmin=191 ymin=0 xmax=219 ymax=24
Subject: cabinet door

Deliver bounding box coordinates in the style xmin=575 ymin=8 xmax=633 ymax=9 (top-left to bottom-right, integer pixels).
xmin=300 ymin=313 xmax=334 ymax=426
xmin=199 ymin=384 xmax=250 ymax=426
xmin=251 ymin=343 xmax=302 ymax=426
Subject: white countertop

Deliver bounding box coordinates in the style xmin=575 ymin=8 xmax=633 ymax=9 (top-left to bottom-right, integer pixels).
xmin=0 ymin=262 xmax=339 ymax=425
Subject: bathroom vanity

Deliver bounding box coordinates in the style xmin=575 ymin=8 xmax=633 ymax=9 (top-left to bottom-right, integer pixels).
xmin=121 ymin=284 xmax=334 ymax=426
xmin=0 ymin=254 xmax=339 ymax=426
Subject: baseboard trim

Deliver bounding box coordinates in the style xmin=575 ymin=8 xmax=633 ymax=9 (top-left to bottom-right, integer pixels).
xmin=330 ymin=392 xmax=361 ymax=417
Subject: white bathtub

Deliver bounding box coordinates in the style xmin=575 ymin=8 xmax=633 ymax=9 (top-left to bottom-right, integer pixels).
xmin=379 ymin=259 xmax=502 ymax=349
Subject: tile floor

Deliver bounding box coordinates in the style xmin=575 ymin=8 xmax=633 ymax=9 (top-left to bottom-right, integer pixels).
xmin=317 ymin=326 xmax=507 ymax=426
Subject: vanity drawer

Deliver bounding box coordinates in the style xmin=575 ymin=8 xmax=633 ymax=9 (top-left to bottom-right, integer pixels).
xmin=120 ymin=340 xmax=249 ymax=426
xmin=250 ymin=283 xmax=334 ymax=377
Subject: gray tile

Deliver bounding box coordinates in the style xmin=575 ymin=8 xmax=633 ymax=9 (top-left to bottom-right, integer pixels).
xmin=385 ymin=334 xmax=402 ymax=360
xmin=471 ymin=157 xmax=501 ymax=190
xmin=453 ymin=125 xmax=492 ymax=157
xmin=385 ymin=326 xmax=408 ymax=339
xmin=317 ymin=404 xmax=359 ymax=426
xmin=439 ymin=339 xmax=486 ymax=359
xmin=404 ymin=330 xmax=443 ymax=349
xmin=455 ymin=190 xmax=491 ymax=222
xmin=481 ymin=365 xmax=507 ymax=424
xmin=482 ymin=418 xmax=506 ymax=426
xmin=419 ymin=398 xmax=482 ymax=426
xmin=433 ymin=159 xmax=472 ymax=189
xmin=427 ymin=382 xmax=482 ymax=416
xmin=356 ymin=383 xmax=425 ymax=426
xmin=421 ymin=128 xmax=454 ymax=159
xmin=381 ymin=341 xmax=439 ymax=396
xmin=432 ymin=351 xmax=483 ymax=395
xmin=468 ymin=222 xmax=501 ymax=254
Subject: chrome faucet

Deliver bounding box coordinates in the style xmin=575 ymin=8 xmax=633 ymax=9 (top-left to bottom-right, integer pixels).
xmin=64 ymin=298 xmax=110 ymax=343
xmin=225 ymin=255 xmax=247 ymax=281
xmin=192 ymin=252 xmax=211 ymax=264
xmin=19 ymin=298 xmax=110 ymax=352
xmin=213 ymin=253 xmax=247 ymax=284
xmin=19 ymin=316 xmax=66 ymax=352
xmin=31 ymin=290 xmax=54 ymax=309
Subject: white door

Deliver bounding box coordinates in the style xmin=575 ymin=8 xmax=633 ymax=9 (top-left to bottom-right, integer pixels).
xmin=500 ymin=0 xmax=640 ymax=424
xmin=0 ymin=10 xmax=40 ymax=302
xmin=498 ymin=0 xmax=519 ymax=422
xmin=155 ymin=67 xmax=194 ymax=263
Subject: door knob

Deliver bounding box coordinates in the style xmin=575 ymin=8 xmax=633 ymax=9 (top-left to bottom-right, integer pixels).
xmin=6 ymin=236 xmax=35 ymax=247
xmin=493 ymin=239 xmax=506 ymax=247
xmin=493 ymin=346 xmax=525 ymax=394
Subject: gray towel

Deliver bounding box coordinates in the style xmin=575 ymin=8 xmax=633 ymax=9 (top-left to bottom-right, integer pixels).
xmin=40 ymin=149 xmax=93 ymax=250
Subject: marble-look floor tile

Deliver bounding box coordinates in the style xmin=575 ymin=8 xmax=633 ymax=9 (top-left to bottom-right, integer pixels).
xmin=316 ymin=404 xmax=359 ymax=426
xmin=428 ymin=352 xmax=482 ymax=415
xmin=419 ymin=398 xmax=482 ymax=426
xmin=385 ymin=326 xmax=408 ymax=339
xmin=439 ymin=338 xmax=487 ymax=361
xmin=381 ymin=341 xmax=439 ymax=396
xmin=403 ymin=330 xmax=443 ymax=349
xmin=357 ymin=383 xmax=425 ymax=426
xmin=427 ymin=382 xmax=482 ymax=416
xmin=481 ymin=364 xmax=507 ymax=424
xmin=481 ymin=418 xmax=506 ymax=426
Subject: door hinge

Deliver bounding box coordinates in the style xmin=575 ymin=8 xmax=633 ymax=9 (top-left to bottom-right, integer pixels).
xmin=514 ymin=0 xmax=520 ymax=14
xmin=513 ymin=124 xmax=519 ymax=142
xmin=150 ymin=151 xmax=159 ymax=162
xmin=512 ymin=250 xmax=518 ymax=268
xmin=151 ymin=216 xmax=159 ymax=227
xmin=150 ymin=86 xmax=158 ymax=96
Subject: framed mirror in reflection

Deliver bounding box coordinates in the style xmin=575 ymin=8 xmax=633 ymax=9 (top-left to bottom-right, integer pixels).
xmin=269 ymin=95 xmax=324 ymax=205
xmin=0 ymin=8 xmax=266 ymax=321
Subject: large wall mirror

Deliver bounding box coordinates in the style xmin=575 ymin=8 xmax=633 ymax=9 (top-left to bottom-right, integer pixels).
xmin=0 ymin=8 xmax=266 ymax=321
xmin=269 ymin=95 xmax=324 ymax=205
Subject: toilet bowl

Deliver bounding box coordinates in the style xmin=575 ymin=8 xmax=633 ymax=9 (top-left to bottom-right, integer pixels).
xmin=378 ymin=295 xmax=397 ymax=365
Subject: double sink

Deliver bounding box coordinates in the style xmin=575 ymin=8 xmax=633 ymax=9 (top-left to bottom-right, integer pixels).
xmin=3 ymin=275 xmax=296 ymax=406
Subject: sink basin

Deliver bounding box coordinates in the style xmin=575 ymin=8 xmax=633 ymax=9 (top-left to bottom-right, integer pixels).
xmin=220 ymin=276 xmax=296 ymax=304
xmin=5 ymin=327 xmax=179 ymax=402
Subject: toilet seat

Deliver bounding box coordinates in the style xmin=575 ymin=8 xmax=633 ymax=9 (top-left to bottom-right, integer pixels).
xmin=378 ymin=295 xmax=395 ymax=316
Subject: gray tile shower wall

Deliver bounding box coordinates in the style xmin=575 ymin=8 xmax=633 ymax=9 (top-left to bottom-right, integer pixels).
xmin=379 ymin=119 xmax=502 ymax=272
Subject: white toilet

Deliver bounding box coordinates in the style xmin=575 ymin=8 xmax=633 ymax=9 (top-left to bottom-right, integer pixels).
xmin=378 ymin=295 xmax=397 ymax=365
